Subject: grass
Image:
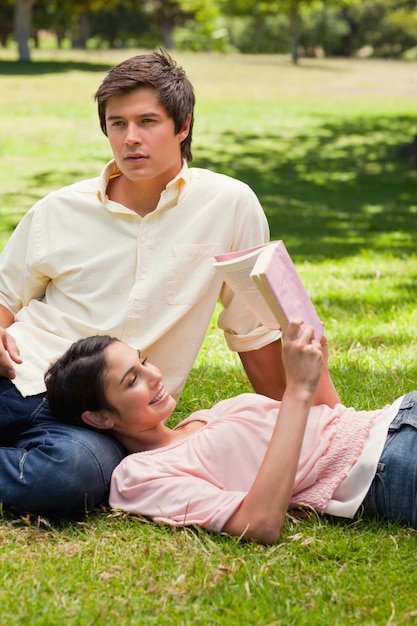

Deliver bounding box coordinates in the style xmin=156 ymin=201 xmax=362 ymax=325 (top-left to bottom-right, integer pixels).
xmin=1 ymin=48 xmax=417 ymax=624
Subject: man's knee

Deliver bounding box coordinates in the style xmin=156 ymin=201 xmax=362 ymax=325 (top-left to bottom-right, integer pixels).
xmin=0 ymin=424 xmax=126 ymax=518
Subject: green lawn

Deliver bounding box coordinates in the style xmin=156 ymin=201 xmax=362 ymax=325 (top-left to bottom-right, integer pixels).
xmin=1 ymin=49 xmax=417 ymax=625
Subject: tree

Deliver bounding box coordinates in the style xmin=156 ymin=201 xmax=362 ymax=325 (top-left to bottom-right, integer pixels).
xmin=219 ymin=0 xmax=318 ymax=62
xmin=142 ymin=0 xmax=219 ymax=49
xmin=0 ymin=0 xmax=14 ymax=46
xmin=67 ymin=0 xmax=120 ymax=49
xmin=220 ymin=0 xmax=366 ymax=62
xmin=88 ymin=1 xmax=157 ymax=49
xmin=14 ymin=0 xmax=38 ymax=61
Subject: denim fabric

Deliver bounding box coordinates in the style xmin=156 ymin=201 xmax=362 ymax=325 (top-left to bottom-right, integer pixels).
xmin=0 ymin=377 xmax=126 ymax=518
xmin=362 ymin=391 xmax=417 ymax=528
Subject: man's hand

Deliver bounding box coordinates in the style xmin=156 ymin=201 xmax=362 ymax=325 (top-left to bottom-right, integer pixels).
xmin=0 ymin=328 xmax=22 ymax=379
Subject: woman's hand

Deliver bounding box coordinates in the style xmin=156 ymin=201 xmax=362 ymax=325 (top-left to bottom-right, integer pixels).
xmin=281 ymin=320 xmax=323 ymax=399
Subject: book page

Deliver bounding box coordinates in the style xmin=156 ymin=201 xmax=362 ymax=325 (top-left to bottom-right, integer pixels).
xmin=214 ymin=249 xmax=282 ymax=329
xmin=214 ymin=243 xmax=267 ymax=265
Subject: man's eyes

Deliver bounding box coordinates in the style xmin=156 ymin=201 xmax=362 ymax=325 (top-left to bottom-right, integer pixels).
xmin=111 ymin=119 xmax=156 ymax=127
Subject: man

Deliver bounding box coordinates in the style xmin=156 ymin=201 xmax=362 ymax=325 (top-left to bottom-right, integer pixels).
xmin=0 ymin=50 xmax=284 ymax=518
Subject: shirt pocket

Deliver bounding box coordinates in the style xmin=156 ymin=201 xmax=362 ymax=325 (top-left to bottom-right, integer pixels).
xmin=165 ymin=244 xmax=222 ymax=305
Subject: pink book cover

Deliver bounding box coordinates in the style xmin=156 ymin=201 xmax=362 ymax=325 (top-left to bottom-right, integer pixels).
xmin=250 ymin=241 xmax=323 ymax=340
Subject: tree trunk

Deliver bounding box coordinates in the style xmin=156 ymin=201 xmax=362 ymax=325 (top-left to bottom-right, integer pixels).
xmin=14 ymin=0 xmax=37 ymax=62
xmin=160 ymin=18 xmax=174 ymax=50
xmin=289 ymin=0 xmax=300 ymax=64
xmin=72 ymin=11 xmax=90 ymax=49
xmin=79 ymin=11 xmax=90 ymax=49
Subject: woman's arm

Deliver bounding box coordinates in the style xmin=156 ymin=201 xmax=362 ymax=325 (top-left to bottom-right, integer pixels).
xmin=222 ymin=320 xmax=323 ymax=544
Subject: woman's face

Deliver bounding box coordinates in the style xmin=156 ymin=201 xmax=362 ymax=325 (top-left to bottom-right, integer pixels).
xmin=103 ymin=341 xmax=176 ymax=436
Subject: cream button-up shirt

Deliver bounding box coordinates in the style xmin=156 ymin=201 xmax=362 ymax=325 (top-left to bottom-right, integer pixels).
xmin=0 ymin=160 xmax=278 ymax=399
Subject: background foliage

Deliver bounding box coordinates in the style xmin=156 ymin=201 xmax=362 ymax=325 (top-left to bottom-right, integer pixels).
xmin=2 ymin=0 xmax=417 ymax=62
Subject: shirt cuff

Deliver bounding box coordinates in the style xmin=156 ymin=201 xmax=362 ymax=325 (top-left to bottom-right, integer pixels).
xmin=224 ymin=326 xmax=281 ymax=352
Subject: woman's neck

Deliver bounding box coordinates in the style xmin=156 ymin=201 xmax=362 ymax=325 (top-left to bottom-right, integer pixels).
xmin=114 ymin=420 xmax=205 ymax=454
xmin=114 ymin=423 xmax=175 ymax=454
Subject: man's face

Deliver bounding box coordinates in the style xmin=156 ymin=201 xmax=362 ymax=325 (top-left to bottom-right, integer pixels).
xmin=105 ymin=87 xmax=190 ymax=187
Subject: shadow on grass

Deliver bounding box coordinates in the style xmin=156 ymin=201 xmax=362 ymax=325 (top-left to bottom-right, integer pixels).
xmin=0 ymin=155 xmax=106 ymax=235
xmin=195 ymin=113 xmax=417 ymax=262
xmin=181 ymin=353 xmax=417 ymax=409
xmin=4 ymin=109 xmax=416 ymax=264
xmin=0 ymin=164 xmax=103 ymax=253
xmin=0 ymin=59 xmax=112 ymax=75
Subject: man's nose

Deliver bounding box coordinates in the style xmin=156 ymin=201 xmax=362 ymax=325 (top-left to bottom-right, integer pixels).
xmin=125 ymin=123 xmax=142 ymax=145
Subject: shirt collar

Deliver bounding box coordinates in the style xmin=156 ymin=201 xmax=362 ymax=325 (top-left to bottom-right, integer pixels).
xmin=158 ymin=160 xmax=189 ymax=210
xmin=97 ymin=160 xmax=190 ymax=212
xmin=97 ymin=160 xmax=121 ymax=205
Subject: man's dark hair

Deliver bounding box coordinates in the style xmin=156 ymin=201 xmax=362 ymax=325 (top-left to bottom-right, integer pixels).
xmin=45 ymin=335 xmax=120 ymax=426
xmin=95 ymin=50 xmax=195 ymax=162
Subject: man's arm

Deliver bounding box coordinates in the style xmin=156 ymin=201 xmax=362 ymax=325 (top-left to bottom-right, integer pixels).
xmin=0 ymin=303 xmax=14 ymax=328
xmin=239 ymin=339 xmax=286 ymax=401
xmin=0 ymin=303 xmax=21 ymax=379
xmin=311 ymin=364 xmax=340 ymax=408
xmin=239 ymin=335 xmax=340 ymax=406
xmin=310 ymin=334 xmax=339 ymax=407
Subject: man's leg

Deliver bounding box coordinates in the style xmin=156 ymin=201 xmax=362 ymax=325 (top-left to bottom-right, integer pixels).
xmin=0 ymin=380 xmax=126 ymax=517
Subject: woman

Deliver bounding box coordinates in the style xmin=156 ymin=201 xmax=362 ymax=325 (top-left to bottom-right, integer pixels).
xmin=45 ymin=321 xmax=417 ymax=544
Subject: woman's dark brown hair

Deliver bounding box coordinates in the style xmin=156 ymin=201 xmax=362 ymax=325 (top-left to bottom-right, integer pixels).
xmin=45 ymin=335 xmax=120 ymax=426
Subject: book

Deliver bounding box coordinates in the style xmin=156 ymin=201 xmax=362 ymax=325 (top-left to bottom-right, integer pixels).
xmin=213 ymin=240 xmax=323 ymax=340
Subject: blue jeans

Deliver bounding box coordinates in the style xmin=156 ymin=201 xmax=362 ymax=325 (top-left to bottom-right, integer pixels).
xmin=0 ymin=378 xmax=126 ymax=518
xmin=363 ymin=391 xmax=417 ymax=528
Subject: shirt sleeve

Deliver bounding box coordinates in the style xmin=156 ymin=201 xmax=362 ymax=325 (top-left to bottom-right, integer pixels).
xmin=0 ymin=203 xmax=49 ymax=314
xmin=110 ymin=457 xmax=246 ymax=533
xmin=216 ymin=186 xmax=281 ymax=351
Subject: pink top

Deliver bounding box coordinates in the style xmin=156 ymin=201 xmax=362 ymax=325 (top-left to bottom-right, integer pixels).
xmin=110 ymin=394 xmax=384 ymax=532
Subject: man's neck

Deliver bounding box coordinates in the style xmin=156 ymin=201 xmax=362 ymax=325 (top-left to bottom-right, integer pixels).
xmin=107 ymin=175 xmax=165 ymax=217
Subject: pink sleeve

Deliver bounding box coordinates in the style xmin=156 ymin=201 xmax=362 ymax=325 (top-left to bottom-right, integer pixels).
xmin=110 ymin=456 xmax=245 ymax=532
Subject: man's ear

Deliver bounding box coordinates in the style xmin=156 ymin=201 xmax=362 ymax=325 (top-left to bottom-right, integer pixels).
xmin=178 ymin=113 xmax=192 ymax=142
xmin=81 ymin=410 xmax=114 ymax=430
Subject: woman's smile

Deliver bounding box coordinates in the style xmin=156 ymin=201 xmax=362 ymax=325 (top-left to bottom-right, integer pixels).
xmin=149 ymin=386 xmax=170 ymax=405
